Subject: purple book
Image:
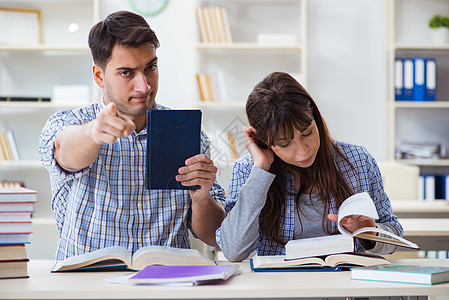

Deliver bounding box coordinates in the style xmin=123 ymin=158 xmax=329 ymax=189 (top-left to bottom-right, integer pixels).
xmin=129 ymin=264 xmax=240 ymax=285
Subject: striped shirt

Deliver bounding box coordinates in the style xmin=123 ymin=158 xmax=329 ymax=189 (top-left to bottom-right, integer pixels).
xmin=216 ymin=140 xmax=403 ymax=256
xmin=39 ymin=101 xmax=225 ymax=260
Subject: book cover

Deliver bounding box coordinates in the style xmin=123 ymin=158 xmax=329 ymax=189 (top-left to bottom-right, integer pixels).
xmin=128 ymin=264 xmax=240 ymax=285
xmin=351 ymin=264 xmax=449 ymax=285
xmin=145 ymin=109 xmax=202 ymax=190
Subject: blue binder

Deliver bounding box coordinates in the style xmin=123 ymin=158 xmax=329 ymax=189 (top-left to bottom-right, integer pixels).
xmin=394 ymin=58 xmax=404 ymax=101
xmin=402 ymin=58 xmax=414 ymax=100
xmin=413 ymin=57 xmax=426 ymax=101
xmin=425 ymin=58 xmax=436 ymax=101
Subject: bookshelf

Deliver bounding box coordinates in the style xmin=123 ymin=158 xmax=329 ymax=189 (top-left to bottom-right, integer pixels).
xmin=0 ymin=0 xmax=101 ymax=259
xmin=193 ymin=0 xmax=307 ymax=189
xmin=386 ymin=0 xmax=449 ymax=177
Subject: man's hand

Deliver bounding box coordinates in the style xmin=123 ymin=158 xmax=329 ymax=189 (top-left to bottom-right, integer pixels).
xmin=92 ymin=103 xmax=136 ymax=145
xmin=176 ymin=154 xmax=217 ymax=202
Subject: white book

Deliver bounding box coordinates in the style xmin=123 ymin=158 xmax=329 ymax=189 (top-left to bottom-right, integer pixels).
xmin=285 ymin=192 xmax=419 ymax=261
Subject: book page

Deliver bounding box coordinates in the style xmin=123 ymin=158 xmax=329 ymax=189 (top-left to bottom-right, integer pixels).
xmin=337 ymin=192 xmax=420 ymax=250
xmin=51 ymin=246 xmax=132 ymax=272
xmin=251 ymin=255 xmax=325 ymax=268
xmin=131 ymin=246 xmax=213 ymax=271
xmin=325 ymin=252 xmax=390 ymax=268
xmin=337 ymin=192 xmax=379 ymax=235
xmin=353 ymin=227 xmax=419 ymax=249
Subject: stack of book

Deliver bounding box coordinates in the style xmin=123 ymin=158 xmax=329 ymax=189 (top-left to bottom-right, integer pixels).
xmin=196 ymin=72 xmax=227 ymax=102
xmin=196 ymin=6 xmax=233 ymax=44
xmin=0 ymin=131 xmax=20 ymax=161
xmin=0 ymin=187 xmax=38 ymax=279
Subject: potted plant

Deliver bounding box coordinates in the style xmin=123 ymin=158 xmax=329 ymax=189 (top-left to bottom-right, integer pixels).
xmin=428 ymin=14 xmax=449 ymax=44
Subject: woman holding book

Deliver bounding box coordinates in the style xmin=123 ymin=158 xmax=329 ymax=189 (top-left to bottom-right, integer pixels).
xmin=216 ymin=72 xmax=403 ymax=262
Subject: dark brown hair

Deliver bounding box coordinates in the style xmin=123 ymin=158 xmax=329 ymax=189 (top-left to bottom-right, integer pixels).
xmin=246 ymin=72 xmax=356 ymax=246
xmin=88 ymin=10 xmax=160 ymax=69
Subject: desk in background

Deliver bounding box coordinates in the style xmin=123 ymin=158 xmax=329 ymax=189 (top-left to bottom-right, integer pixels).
xmin=399 ymin=218 xmax=449 ymax=252
xmin=392 ymin=200 xmax=449 ymax=218
xmin=1 ymin=259 xmax=448 ymax=299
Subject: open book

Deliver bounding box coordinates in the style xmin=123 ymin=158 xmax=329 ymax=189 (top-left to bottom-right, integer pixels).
xmin=51 ymin=245 xmax=214 ymax=272
xmin=285 ymin=192 xmax=419 ymax=261
xmin=251 ymin=252 xmax=390 ymax=271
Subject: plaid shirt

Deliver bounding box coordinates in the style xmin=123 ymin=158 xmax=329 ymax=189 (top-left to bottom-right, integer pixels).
xmin=39 ymin=101 xmax=225 ymax=260
xmin=216 ymin=140 xmax=403 ymax=255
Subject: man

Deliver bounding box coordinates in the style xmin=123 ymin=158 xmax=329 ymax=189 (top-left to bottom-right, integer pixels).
xmin=39 ymin=11 xmax=226 ymax=260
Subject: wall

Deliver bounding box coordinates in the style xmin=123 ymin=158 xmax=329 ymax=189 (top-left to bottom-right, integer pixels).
xmin=99 ymin=0 xmax=387 ymax=162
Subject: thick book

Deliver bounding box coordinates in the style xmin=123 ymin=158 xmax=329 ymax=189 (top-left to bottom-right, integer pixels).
xmin=0 ymin=187 xmax=37 ymax=202
xmin=0 ymin=259 xmax=29 ymax=279
xmin=0 ymin=244 xmax=27 ymax=261
xmin=0 ymin=203 xmax=35 ymax=213
xmin=0 ymin=234 xmax=30 ymax=245
xmin=0 ymin=222 xmax=32 ymax=234
xmin=285 ymin=192 xmax=419 ymax=261
xmin=146 ymin=109 xmax=201 ymax=190
xmin=351 ymin=264 xmax=449 ymax=285
xmin=51 ymin=245 xmax=213 ymax=272
xmin=127 ymin=264 xmax=240 ymax=285
xmin=250 ymin=252 xmax=389 ymax=272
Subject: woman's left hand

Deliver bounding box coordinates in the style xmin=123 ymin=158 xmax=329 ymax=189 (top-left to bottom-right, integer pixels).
xmin=328 ymin=214 xmax=376 ymax=234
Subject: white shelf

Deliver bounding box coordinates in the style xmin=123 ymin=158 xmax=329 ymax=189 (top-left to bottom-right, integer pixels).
xmin=0 ymin=102 xmax=87 ymax=110
xmin=194 ymin=101 xmax=245 ymax=110
xmin=389 ymin=101 xmax=449 ymax=109
xmin=395 ymin=159 xmax=449 ymax=167
xmin=0 ymin=44 xmax=90 ymax=52
xmin=196 ymin=42 xmax=302 ymax=51
xmin=393 ymin=43 xmax=449 ymax=51
xmin=0 ymin=160 xmax=43 ymax=168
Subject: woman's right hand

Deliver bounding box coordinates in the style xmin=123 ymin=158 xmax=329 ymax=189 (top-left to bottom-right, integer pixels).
xmin=243 ymin=126 xmax=274 ymax=171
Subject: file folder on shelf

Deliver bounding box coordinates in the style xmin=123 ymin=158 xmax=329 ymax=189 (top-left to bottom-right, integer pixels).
xmin=413 ymin=57 xmax=425 ymax=102
xmin=402 ymin=58 xmax=414 ymax=100
xmin=425 ymin=58 xmax=436 ymax=101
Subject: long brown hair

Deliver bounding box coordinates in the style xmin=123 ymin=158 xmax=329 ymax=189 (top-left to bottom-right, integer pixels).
xmin=246 ymin=72 xmax=356 ymax=246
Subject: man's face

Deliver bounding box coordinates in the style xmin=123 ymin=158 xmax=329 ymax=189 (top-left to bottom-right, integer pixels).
xmin=95 ymin=43 xmax=159 ymax=118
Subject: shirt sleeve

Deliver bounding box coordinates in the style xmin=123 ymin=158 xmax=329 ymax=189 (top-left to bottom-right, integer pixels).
xmin=217 ymin=160 xmax=276 ymax=262
xmin=362 ymin=146 xmax=404 ymax=254
xmin=39 ymin=109 xmax=92 ymax=183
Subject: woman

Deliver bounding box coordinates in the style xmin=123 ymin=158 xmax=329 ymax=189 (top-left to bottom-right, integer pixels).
xmin=216 ymin=72 xmax=403 ymax=262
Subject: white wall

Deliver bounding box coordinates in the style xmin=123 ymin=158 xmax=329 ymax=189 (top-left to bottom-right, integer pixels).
xmin=100 ymin=0 xmax=387 ymax=161
xmin=307 ymin=0 xmax=387 ymax=161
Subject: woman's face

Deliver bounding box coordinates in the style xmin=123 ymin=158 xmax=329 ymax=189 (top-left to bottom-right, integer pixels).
xmin=270 ymin=121 xmax=320 ymax=168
